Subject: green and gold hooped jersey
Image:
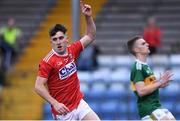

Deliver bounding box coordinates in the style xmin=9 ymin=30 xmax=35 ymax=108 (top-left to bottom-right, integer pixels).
xmin=130 ymin=60 xmax=161 ymax=118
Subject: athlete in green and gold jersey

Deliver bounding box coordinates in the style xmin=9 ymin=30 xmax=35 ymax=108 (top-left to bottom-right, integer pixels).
xmin=127 ymin=36 xmax=176 ymax=121
xmin=131 ymin=60 xmax=161 ymax=118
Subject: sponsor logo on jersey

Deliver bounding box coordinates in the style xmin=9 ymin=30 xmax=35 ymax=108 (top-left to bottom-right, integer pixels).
xmin=59 ymin=61 xmax=77 ymax=80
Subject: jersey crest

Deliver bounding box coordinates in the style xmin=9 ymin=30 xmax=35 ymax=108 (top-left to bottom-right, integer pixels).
xmin=59 ymin=61 xmax=77 ymax=80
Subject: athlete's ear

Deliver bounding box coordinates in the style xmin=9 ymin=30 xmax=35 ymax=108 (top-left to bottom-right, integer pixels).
xmin=133 ymin=46 xmax=139 ymax=53
xmin=65 ymin=36 xmax=69 ymax=42
xmin=49 ymin=36 xmax=52 ymax=42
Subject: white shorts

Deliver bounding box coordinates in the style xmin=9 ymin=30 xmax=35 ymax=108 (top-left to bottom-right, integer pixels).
xmin=53 ymin=99 xmax=92 ymax=120
xmin=141 ymin=108 xmax=175 ymax=121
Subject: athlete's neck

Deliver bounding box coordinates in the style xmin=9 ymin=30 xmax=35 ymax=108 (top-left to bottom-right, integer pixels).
xmin=52 ymin=49 xmax=68 ymax=56
xmin=57 ymin=50 xmax=67 ymax=56
xmin=136 ymin=54 xmax=148 ymax=63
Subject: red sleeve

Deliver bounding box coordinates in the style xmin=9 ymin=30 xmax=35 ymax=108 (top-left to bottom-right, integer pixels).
xmin=38 ymin=60 xmax=52 ymax=78
xmin=69 ymin=40 xmax=83 ymax=59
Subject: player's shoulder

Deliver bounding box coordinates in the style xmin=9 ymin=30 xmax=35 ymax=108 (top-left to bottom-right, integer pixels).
xmin=134 ymin=60 xmax=149 ymax=71
xmin=133 ymin=60 xmax=143 ymax=70
xmin=68 ymin=40 xmax=80 ymax=46
xmin=43 ymin=50 xmax=55 ymax=63
xmin=67 ymin=40 xmax=82 ymax=52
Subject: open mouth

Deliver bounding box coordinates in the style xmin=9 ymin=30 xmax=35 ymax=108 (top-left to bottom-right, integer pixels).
xmin=57 ymin=45 xmax=62 ymax=50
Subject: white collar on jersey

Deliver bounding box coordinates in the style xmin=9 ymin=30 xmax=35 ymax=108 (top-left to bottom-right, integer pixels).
xmin=135 ymin=59 xmax=148 ymax=65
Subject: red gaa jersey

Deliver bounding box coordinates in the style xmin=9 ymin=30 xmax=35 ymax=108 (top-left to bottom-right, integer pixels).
xmin=143 ymin=27 xmax=161 ymax=47
xmin=38 ymin=40 xmax=84 ymax=115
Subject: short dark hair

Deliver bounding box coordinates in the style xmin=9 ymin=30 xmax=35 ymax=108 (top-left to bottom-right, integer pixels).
xmin=127 ymin=36 xmax=142 ymax=55
xmin=49 ymin=24 xmax=67 ymax=37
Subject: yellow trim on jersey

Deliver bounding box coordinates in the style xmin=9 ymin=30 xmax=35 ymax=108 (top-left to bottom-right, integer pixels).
xmin=144 ymin=75 xmax=156 ymax=85
xmin=131 ymin=75 xmax=156 ymax=91
xmin=131 ymin=81 xmax=136 ymax=91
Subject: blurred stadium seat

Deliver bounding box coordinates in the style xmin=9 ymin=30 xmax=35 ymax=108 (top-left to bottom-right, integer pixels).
xmin=77 ymin=71 xmax=92 ymax=82
xmin=106 ymin=82 xmax=126 ymax=100
xmin=174 ymin=103 xmax=180 ymax=118
xmin=153 ymin=66 xmax=166 ymax=79
xmin=113 ymin=55 xmax=133 ymax=68
xmin=161 ymin=101 xmax=174 ymax=111
xmin=170 ymin=54 xmax=180 ymax=67
xmin=97 ymin=55 xmax=115 ymax=68
xmin=92 ymin=67 xmax=111 ymax=82
xmin=150 ymin=54 xmax=170 ymax=67
xmin=128 ymin=100 xmax=139 ymax=119
xmin=160 ymin=82 xmax=179 ymax=100
xmin=80 ymin=82 xmax=89 ymax=96
xmin=43 ymin=102 xmax=52 ymax=120
xmin=88 ymin=101 xmax=101 ymax=113
xmin=100 ymin=100 xmax=128 ymax=120
xmin=171 ymin=67 xmax=180 ymax=81
xmin=110 ymin=67 xmax=130 ymax=83
xmin=87 ymin=82 xmax=106 ymax=101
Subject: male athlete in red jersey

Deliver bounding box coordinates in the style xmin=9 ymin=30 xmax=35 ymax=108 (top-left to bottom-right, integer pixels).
xmin=34 ymin=1 xmax=100 ymax=120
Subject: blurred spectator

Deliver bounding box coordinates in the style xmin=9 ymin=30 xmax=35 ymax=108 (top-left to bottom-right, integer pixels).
xmin=0 ymin=18 xmax=22 ymax=71
xmin=0 ymin=68 xmax=5 ymax=87
xmin=77 ymin=42 xmax=100 ymax=71
xmin=143 ymin=17 xmax=161 ymax=55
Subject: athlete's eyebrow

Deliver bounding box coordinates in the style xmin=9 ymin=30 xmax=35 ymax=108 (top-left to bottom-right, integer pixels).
xmin=52 ymin=35 xmax=65 ymax=41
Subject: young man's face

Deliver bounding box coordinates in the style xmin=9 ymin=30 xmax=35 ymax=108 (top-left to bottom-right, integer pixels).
xmin=50 ymin=31 xmax=68 ymax=55
xmin=134 ymin=38 xmax=150 ymax=55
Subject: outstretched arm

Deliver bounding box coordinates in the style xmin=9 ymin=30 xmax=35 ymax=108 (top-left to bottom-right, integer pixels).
xmin=80 ymin=1 xmax=96 ymax=48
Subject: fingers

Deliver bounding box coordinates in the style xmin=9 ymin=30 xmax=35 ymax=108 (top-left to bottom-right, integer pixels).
xmin=160 ymin=70 xmax=173 ymax=81
xmin=159 ymin=70 xmax=174 ymax=88
xmin=63 ymin=105 xmax=70 ymax=112
xmin=165 ymin=72 xmax=173 ymax=80
xmin=164 ymin=70 xmax=173 ymax=76
xmin=80 ymin=0 xmax=92 ymax=15
xmin=80 ymin=0 xmax=84 ymax=10
xmin=59 ymin=105 xmax=70 ymax=114
xmin=80 ymin=1 xmax=90 ymax=11
xmin=82 ymin=5 xmax=91 ymax=13
xmin=54 ymin=103 xmax=70 ymax=115
xmin=58 ymin=106 xmax=69 ymax=115
xmin=84 ymin=4 xmax=91 ymax=11
xmin=167 ymin=73 xmax=173 ymax=80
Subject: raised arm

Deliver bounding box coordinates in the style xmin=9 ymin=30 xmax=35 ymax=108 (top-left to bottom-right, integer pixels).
xmin=80 ymin=1 xmax=96 ymax=48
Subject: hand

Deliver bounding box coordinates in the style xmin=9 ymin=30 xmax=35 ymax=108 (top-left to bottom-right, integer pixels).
xmin=53 ymin=102 xmax=70 ymax=115
xmin=160 ymin=81 xmax=169 ymax=88
xmin=159 ymin=71 xmax=173 ymax=88
xmin=80 ymin=0 xmax=92 ymax=16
